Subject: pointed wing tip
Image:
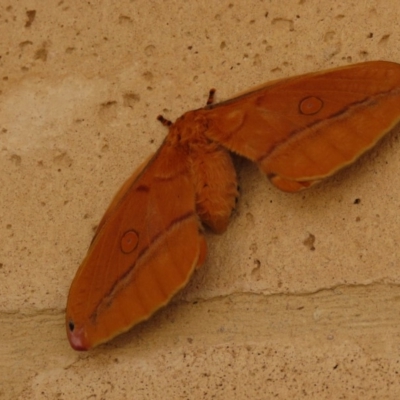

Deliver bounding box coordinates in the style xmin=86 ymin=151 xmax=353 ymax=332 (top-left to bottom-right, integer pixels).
xmin=67 ymin=323 xmax=90 ymax=351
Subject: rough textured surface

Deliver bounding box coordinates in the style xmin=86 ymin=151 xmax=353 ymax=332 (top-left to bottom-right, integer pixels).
xmin=1 ymin=1 xmax=400 ymax=399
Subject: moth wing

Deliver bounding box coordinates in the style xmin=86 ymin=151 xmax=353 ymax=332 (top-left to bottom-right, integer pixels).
xmin=204 ymin=61 xmax=400 ymax=192
xmin=66 ymin=142 xmax=206 ymax=350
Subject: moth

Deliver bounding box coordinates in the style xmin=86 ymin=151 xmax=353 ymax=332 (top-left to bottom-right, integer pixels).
xmin=66 ymin=61 xmax=400 ymax=350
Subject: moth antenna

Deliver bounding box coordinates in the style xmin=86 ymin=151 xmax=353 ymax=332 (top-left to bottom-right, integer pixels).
xmin=206 ymin=88 xmax=216 ymax=105
xmin=157 ymin=115 xmax=173 ymax=127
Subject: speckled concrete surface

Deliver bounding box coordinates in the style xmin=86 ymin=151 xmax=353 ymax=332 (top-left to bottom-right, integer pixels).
xmin=1 ymin=1 xmax=400 ymax=399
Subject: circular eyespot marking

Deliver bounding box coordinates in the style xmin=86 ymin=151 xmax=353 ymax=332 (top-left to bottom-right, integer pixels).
xmin=299 ymin=96 xmax=323 ymax=115
xmin=121 ymin=230 xmax=139 ymax=254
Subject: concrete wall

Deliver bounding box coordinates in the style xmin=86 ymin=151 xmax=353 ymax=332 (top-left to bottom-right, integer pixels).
xmin=2 ymin=1 xmax=400 ymax=398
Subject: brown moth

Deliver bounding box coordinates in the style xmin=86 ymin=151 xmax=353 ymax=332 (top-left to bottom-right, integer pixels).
xmin=66 ymin=61 xmax=400 ymax=350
